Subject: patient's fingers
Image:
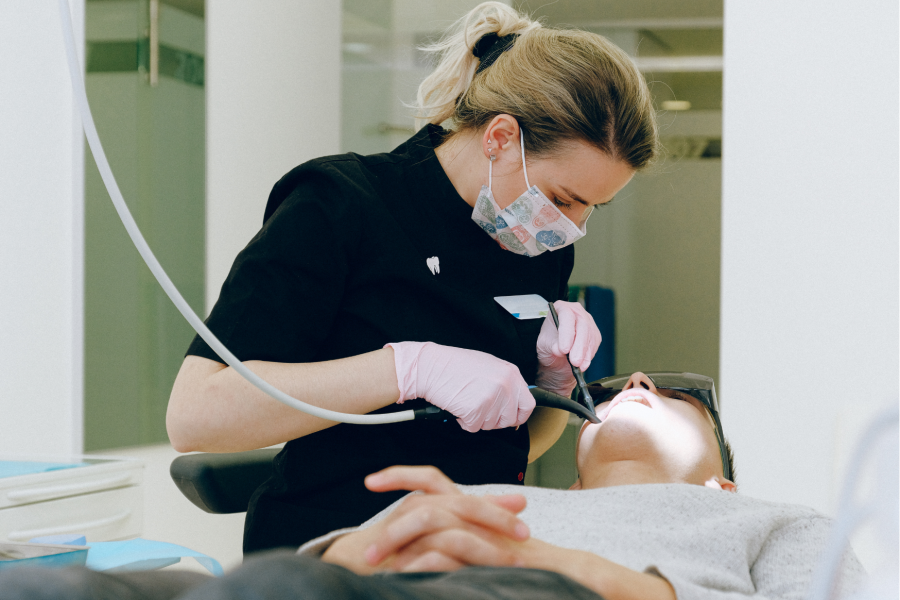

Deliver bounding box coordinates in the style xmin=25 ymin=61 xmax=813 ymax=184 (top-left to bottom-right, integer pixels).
xmin=400 ymin=551 xmax=465 ymax=573
xmin=365 ymin=495 xmax=529 ymax=565
xmin=365 ymin=466 xmax=458 ymax=495
xmin=392 ymin=529 xmax=521 ymax=572
xmin=365 ymin=504 xmax=463 ymax=565
xmin=484 ymin=494 xmax=527 ymax=513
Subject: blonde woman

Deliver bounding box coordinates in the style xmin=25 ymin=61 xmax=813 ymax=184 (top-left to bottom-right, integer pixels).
xmin=167 ymin=2 xmax=659 ymax=554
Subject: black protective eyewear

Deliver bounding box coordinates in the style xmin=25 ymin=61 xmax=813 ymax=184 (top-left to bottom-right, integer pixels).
xmin=584 ymin=372 xmax=732 ymax=481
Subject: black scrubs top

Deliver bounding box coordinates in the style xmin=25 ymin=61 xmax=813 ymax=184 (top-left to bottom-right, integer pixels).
xmin=187 ymin=125 xmax=575 ymax=553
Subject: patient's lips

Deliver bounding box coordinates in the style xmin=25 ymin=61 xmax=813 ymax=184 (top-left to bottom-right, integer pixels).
xmin=600 ymin=389 xmax=654 ymax=420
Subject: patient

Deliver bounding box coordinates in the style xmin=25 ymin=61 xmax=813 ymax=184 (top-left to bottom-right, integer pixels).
xmin=1 ymin=372 xmax=864 ymax=600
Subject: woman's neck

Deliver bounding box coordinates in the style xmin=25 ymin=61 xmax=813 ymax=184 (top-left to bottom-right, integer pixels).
xmin=434 ymin=129 xmax=483 ymax=208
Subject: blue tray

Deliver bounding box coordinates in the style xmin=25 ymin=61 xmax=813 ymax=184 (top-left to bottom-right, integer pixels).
xmin=0 ymin=461 xmax=88 ymax=479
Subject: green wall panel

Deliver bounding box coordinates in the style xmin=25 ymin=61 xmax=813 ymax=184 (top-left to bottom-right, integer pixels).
xmin=84 ymin=2 xmax=204 ymax=450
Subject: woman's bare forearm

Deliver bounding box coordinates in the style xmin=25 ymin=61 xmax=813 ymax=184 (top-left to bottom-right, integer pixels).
xmin=166 ymin=349 xmax=401 ymax=453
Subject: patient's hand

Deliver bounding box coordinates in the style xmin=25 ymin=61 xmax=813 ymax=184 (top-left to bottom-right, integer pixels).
xmin=321 ymin=466 xmax=530 ymax=574
xmin=322 ymin=466 xmax=677 ymax=600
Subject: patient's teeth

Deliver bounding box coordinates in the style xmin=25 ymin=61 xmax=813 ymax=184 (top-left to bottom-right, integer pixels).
xmin=618 ymin=396 xmax=650 ymax=407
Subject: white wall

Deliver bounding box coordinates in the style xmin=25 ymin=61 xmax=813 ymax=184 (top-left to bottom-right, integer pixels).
xmin=0 ymin=1 xmax=85 ymax=456
xmin=721 ymin=0 xmax=898 ymax=522
xmin=206 ymin=1 xmax=342 ymax=311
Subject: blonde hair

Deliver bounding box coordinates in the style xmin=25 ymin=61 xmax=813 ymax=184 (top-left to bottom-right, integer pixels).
xmin=415 ymin=2 xmax=658 ymax=169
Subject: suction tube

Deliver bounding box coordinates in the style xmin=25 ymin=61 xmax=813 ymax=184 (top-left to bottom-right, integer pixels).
xmin=55 ymin=0 xmax=414 ymax=426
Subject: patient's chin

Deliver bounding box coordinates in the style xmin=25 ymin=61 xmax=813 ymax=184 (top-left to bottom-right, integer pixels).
xmin=601 ymin=405 xmax=661 ymax=434
xmin=588 ymin=412 xmax=660 ymax=454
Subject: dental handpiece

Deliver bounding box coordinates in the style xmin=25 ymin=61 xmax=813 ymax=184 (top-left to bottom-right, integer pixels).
xmin=547 ymin=303 xmax=597 ymax=418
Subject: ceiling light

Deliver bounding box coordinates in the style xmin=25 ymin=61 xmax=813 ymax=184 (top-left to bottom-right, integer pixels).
xmin=661 ymin=100 xmax=691 ymax=111
xmin=343 ymin=43 xmax=373 ymax=55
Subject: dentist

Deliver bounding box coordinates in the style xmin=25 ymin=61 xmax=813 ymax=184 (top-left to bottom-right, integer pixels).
xmin=166 ymin=1 xmax=658 ymax=553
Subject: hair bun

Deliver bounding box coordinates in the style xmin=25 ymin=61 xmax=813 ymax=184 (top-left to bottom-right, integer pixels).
xmin=472 ymin=32 xmax=500 ymax=58
xmin=472 ymin=32 xmax=519 ymax=73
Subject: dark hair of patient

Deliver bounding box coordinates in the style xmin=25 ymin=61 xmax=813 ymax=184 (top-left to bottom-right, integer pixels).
xmin=724 ymin=438 xmax=737 ymax=487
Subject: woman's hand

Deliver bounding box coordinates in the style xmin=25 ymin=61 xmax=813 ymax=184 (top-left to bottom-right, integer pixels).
xmin=535 ymin=301 xmax=601 ymax=397
xmin=321 ymin=466 xmax=529 ymax=573
xmin=386 ymin=342 xmax=535 ymax=432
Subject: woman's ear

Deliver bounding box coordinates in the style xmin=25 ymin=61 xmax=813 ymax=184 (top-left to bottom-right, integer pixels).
xmin=485 ymin=114 xmax=520 ymax=152
xmin=704 ymin=475 xmax=736 ymax=493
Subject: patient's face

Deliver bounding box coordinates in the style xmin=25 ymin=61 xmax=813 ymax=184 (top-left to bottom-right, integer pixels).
xmin=577 ymin=372 xmax=724 ymax=485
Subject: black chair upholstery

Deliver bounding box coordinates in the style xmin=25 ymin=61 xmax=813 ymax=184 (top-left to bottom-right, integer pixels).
xmin=170 ymin=449 xmax=280 ymax=514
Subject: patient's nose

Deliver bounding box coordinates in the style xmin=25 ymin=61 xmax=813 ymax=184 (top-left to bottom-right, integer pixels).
xmin=623 ymin=372 xmax=657 ymax=393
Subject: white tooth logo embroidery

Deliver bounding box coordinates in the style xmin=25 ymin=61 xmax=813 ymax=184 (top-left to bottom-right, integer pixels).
xmin=426 ymin=256 xmax=440 ymax=275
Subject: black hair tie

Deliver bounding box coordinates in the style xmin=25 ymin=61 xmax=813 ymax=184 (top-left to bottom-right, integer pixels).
xmin=472 ymin=32 xmax=519 ymax=74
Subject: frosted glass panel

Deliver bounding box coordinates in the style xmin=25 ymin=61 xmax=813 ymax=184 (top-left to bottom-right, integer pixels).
xmin=84 ymin=0 xmax=204 ymax=450
xmin=341 ymin=0 xmax=496 ymax=154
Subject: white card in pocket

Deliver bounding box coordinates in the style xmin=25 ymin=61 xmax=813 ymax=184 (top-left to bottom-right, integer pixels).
xmin=494 ymin=294 xmax=550 ymax=320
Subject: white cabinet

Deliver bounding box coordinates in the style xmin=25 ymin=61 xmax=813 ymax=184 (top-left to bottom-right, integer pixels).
xmin=0 ymin=457 xmax=143 ymax=542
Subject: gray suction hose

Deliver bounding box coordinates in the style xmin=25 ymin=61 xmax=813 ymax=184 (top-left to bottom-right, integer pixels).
xmin=530 ymin=388 xmax=600 ymax=423
xmin=56 ymin=0 xmax=413 ymax=425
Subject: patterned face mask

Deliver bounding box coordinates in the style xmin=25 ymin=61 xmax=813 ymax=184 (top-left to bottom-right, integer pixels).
xmin=471 ymin=130 xmax=591 ymax=257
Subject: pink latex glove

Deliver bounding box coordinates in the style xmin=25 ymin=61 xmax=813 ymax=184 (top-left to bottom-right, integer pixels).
xmin=535 ymin=301 xmax=602 ymax=397
xmin=385 ymin=342 xmax=535 ymax=433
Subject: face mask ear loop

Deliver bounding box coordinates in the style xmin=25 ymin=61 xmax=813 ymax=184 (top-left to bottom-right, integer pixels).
xmin=488 ymin=154 xmax=493 ymax=191
xmin=520 ymin=129 xmax=531 ymax=189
